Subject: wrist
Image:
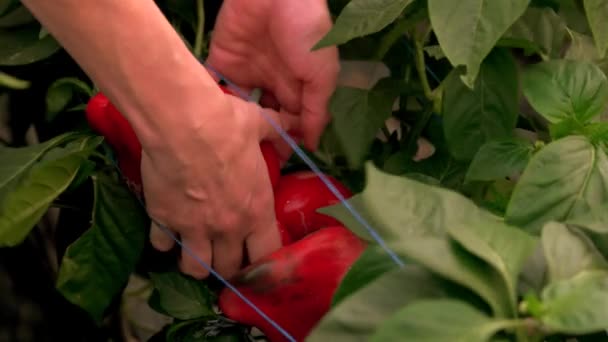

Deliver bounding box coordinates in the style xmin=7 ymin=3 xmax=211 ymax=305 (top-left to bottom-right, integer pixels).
xmin=128 ymin=69 xmax=228 ymax=154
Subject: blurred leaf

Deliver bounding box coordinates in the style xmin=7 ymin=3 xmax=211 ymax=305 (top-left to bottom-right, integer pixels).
xmin=541 ymin=222 xmax=608 ymax=283
xmin=0 ymin=71 xmax=30 ymax=89
xmin=428 ymin=0 xmax=530 ymax=87
xmin=540 ymin=270 xmax=608 ymax=334
xmin=332 ymin=245 xmax=398 ymax=306
xmin=0 ymin=134 xmax=100 ymax=246
xmin=465 ymin=139 xmax=534 ymax=182
xmin=0 ymin=25 xmax=61 ymax=65
xmin=46 ymin=77 xmax=93 ymax=122
xmin=56 ymin=171 xmax=148 ymax=323
xmin=149 ymin=271 xmax=217 ymax=321
xmin=329 ymin=79 xmax=402 ymax=168
xmin=370 ymin=299 xmax=518 ymax=341
xmin=442 ymin=49 xmax=519 ymax=161
xmin=314 ymin=0 xmax=415 ymax=49
xmin=522 ymin=59 xmax=608 ymax=125
xmin=0 ymin=0 xmax=24 ymax=20
xmin=583 ymin=0 xmax=608 ymax=58
xmin=447 ymin=220 xmax=539 ymax=316
xmin=506 ymin=136 xmax=608 ymax=233
xmin=308 ymin=265 xmax=451 ymax=342
xmin=502 ymin=6 xmax=567 ymax=59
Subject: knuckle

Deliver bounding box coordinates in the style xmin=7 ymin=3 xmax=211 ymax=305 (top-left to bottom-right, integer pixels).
xmin=212 ymin=210 xmax=244 ymax=236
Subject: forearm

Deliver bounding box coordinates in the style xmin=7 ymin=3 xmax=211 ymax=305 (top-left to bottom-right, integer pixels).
xmin=21 ymin=0 xmax=221 ymax=149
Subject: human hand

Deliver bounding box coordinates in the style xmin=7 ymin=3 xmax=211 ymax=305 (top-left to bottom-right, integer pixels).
xmin=206 ymin=0 xmax=339 ymax=159
xmin=143 ymin=80 xmax=298 ymax=280
xmin=19 ymin=0 xmax=300 ymax=281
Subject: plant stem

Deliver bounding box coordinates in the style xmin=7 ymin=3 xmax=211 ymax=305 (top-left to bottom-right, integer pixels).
xmin=414 ymin=39 xmax=433 ymax=102
xmin=0 ymin=71 xmax=30 ymax=90
xmin=375 ymin=16 xmax=420 ymax=60
xmin=92 ymin=150 xmax=115 ymax=166
xmin=193 ymin=0 xmax=205 ymax=58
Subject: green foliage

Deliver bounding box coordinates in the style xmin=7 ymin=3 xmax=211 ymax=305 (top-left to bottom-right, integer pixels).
xmin=55 ymin=170 xmax=148 ymax=323
xmin=307 ymin=0 xmax=608 ymax=341
xmin=148 ymin=271 xmax=217 ymax=321
xmin=2 ymin=0 xmax=608 ymax=341
xmin=442 ymin=48 xmax=520 ymax=161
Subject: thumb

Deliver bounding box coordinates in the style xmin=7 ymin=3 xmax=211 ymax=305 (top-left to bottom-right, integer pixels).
xmin=300 ymin=62 xmax=340 ymax=151
xmin=242 ymin=100 xmax=300 ymax=142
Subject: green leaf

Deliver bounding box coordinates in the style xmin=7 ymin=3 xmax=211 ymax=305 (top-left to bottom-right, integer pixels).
xmin=519 ymin=245 xmax=549 ymax=295
xmin=541 ymin=222 xmax=608 ymax=283
xmin=0 ymin=26 xmax=61 ymax=65
xmin=0 ymin=70 xmax=29 ymax=89
xmin=0 ymin=0 xmax=21 ymax=17
xmin=522 ymin=59 xmax=608 ymax=124
xmin=307 ymin=265 xmax=450 ymax=342
xmin=540 ymin=270 xmax=608 ymax=334
xmin=428 ymin=0 xmax=530 ymax=87
xmin=320 ymin=162 xmax=511 ymax=316
xmin=55 ymin=171 xmax=148 ymax=323
xmin=502 ymin=6 xmax=567 ymax=59
xmin=149 ymin=271 xmax=216 ymax=321
xmin=389 ymin=236 xmax=512 ymax=317
xmin=329 ymin=79 xmax=402 ymax=167
xmin=583 ymin=122 xmax=608 ymax=145
xmin=559 ymin=0 xmax=592 ymax=35
xmin=166 ymin=0 xmax=197 ymax=32
xmin=313 ymin=0 xmax=414 ymax=49
xmin=447 ymin=220 xmax=539 ymax=316
xmin=382 ymin=116 xmax=469 ymax=191
xmin=46 ymin=77 xmax=93 ymax=122
xmin=566 ymin=203 xmax=608 ymax=234
xmin=442 ymin=48 xmax=520 ymax=161
xmin=548 ymin=116 xmax=586 ymax=140
xmin=583 ymin=0 xmax=608 ymax=58
xmin=0 ymin=135 xmax=100 ymax=247
xmin=505 ymin=136 xmax=608 ymax=233
xmin=332 ymin=245 xmax=397 ymax=306
xmin=423 ymin=45 xmax=445 ymax=60
xmin=369 ymin=299 xmax=518 ymax=342
xmin=166 ymin=321 xmax=247 ymax=342
xmin=465 ymin=139 xmax=534 ymax=182
xmin=0 ymin=133 xmax=79 ymax=192
xmin=564 ymin=29 xmax=603 ymax=62
xmin=319 ymin=162 xmax=499 ymax=242
xmin=0 ymin=6 xmax=35 ymax=28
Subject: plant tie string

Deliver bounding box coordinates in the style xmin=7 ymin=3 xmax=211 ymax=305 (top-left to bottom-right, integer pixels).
xmin=113 ymin=54 xmax=437 ymax=342
xmin=202 ymin=62 xmax=405 ymax=270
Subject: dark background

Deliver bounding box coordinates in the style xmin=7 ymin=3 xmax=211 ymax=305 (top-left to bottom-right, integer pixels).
xmin=0 ymin=1 xmax=223 ymax=341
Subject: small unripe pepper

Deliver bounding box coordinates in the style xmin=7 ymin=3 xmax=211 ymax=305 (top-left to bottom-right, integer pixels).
xmin=218 ymin=225 xmax=367 ymax=342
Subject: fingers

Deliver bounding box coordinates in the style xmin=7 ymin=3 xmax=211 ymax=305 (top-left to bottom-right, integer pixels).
xmin=243 ymin=100 xmax=300 ymax=142
xmin=179 ymin=234 xmax=213 ymax=279
xmin=300 ymin=60 xmax=340 ymax=151
xmin=212 ymin=235 xmax=244 ymax=279
xmin=246 ymin=217 xmax=282 ymax=263
xmin=149 ymin=221 xmax=175 ymax=252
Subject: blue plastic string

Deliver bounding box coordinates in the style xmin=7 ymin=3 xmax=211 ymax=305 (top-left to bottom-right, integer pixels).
xmin=110 ymin=48 xmax=434 ymax=341
xmin=203 ymin=62 xmax=406 ymax=269
xmin=403 ymin=40 xmax=442 ymax=84
xmin=109 ymin=161 xmax=297 ymax=341
xmin=153 ymin=218 xmax=298 ymax=342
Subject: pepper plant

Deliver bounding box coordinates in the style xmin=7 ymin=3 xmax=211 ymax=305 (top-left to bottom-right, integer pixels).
xmin=1 ymin=0 xmax=608 ymax=341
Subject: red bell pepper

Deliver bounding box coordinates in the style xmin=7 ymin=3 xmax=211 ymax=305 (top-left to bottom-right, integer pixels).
xmin=218 ymin=225 xmax=367 ymax=342
xmin=274 ymin=171 xmax=352 ymax=240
